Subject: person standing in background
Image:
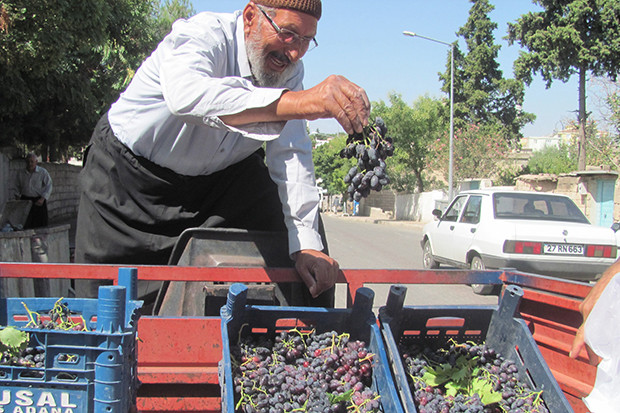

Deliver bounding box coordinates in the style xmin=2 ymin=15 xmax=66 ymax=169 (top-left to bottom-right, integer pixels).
xmin=12 ymin=152 xmax=53 ymax=228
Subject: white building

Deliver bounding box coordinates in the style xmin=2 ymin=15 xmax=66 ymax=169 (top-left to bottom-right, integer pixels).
xmin=520 ymin=128 xmax=577 ymax=151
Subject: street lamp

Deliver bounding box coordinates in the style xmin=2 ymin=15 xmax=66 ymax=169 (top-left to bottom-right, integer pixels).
xmin=403 ymin=31 xmax=455 ymax=201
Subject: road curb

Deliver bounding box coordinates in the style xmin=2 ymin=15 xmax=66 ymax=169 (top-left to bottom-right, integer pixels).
xmin=323 ymin=213 xmax=428 ymax=229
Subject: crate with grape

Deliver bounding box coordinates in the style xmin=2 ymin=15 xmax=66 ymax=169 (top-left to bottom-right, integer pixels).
xmin=0 ymin=268 xmax=143 ymax=413
xmin=220 ymin=283 xmax=404 ymax=413
xmin=378 ymin=284 xmax=573 ymax=413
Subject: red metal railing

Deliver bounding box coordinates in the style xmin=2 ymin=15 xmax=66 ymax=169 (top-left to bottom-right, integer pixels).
xmin=0 ymin=263 xmax=593 ymax=412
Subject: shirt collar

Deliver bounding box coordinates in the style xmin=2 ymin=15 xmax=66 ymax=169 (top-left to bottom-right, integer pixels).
xmin=235 ymin=13 xmax=253 ymax=80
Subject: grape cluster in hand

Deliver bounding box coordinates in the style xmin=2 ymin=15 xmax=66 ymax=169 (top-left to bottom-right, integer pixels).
xmin=340 ymin=117 xmax=394 ymax=202
xmin=401 ymin=341 xmax=550 ymax=413
xmin=231 ymin=329 xmax=381 ymax=412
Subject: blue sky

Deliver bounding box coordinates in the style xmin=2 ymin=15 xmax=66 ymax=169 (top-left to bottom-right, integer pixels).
xmin=191 ymin=1 xmax=594 ymax=137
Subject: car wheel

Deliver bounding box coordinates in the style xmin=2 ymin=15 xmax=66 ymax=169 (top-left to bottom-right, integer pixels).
xmin=470 ymin=256 xmax=496 ymax=295
xmin=423 ymin=239 xmax=439 ymax=269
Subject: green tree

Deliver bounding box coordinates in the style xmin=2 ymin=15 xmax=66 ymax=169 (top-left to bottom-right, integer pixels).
xmin=591 ymin=77 xmax=620 ymax=137
xmin=372 ymin=94 xmax=447 ymax=193
xmin=507 ymin=0 xmax=620 ymax=170
xmin=563 ymin=118 xmax=619 ymax=170
xmin=154 ymin=0 xmax=196 ymax=42
xmin=525 ymin=119 xmax=617 ymax=175
xmin=441 ymin=0 xmax=534 ymax=142
xmin=527 ymin=144 xmax=577 ymax=174
xmin=610 ymin=90 xmax=620 ymax=136
xmin=0 ymin=0 xmax=161 ymax=160
xmin=585 ymin=132 xmax=619 ymax=169
xmin=0 ymin=0 xmax=195 ymax=161
xmin=312 ymin=134 xmax=354 ymax=196
xmin=427 ymin=123 xmax=512 ymax=183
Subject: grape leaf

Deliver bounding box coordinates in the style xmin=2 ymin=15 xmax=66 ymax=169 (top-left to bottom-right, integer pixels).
xmin=0 ymin=326 xmax=29 ymax=354
xmin=422 ymin=363 xmax=454 ymax=387
xmin=328 ymin=389 xmax=354 ymax=404
xmin=452 ymin=365 xmax=469 ymax=382
xmin=445 ymin=381 xmax=465 ymax=397
xmin=471 ymin=377 xmax=502 ymax=405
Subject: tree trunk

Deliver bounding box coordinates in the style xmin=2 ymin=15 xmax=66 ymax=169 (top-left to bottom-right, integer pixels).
xmin=415 ymin=169 xmax=424 ymax=193
xmin=577 ymin=66 xmax=587 ymax=170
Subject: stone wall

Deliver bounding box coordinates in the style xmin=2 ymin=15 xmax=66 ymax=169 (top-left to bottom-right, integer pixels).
xmin=359 ymin=190 xmax=396 ymax=217
xmin=2 ymin=157 xmax=81 ymax=223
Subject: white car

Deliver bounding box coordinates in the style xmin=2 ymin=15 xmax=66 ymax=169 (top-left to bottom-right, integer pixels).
xmin=421 ymin=189 xmax=619 ymax=293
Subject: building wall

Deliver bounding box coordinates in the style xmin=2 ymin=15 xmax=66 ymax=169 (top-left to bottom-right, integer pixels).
xmin=395 ymin=190 xmax=445 ymax=222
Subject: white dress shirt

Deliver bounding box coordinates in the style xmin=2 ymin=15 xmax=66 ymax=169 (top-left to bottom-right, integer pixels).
xmin=13 ymin=165 xmax=53 ymax=200
xmin=108 ymin=10 xmax=323 ymax=254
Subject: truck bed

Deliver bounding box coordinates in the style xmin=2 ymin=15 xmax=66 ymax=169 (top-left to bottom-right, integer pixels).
xmin=0 ymin=263 xmax=593 ymax=412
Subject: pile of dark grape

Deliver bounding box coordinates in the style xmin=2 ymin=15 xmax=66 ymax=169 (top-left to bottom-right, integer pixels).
xmin=230 ymin=328 xmax=381 ymax=413
xmin=0 ymin=345 xmax=46 ymax=368
xmin=340 ymin=117 xmax=394 ymax=202
xmin=400 ymin=340 xmax=549 ymax=413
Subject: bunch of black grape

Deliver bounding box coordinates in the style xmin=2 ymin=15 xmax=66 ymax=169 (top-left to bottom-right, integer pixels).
xmin=0 ymin=345 xmax=46 ymax=368
xmin=230 ymin=329 xmax=381 ymax=413
xmin=24 ymin=299 xmax=89 ymax=331
xmin=340 ymin=117 xmax=394 ymax=202
xmin=400 ymin=341 xmax=550 ymax=413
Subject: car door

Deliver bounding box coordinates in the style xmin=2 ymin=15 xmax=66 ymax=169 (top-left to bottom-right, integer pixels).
xmin=432 ymin=195 xmax=469 ymax=260
xmin=444 ymin=195 xmax=483 ymax=264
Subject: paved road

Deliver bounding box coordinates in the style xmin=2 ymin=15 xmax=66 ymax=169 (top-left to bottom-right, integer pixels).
xmin=321 ymin=214 xmax=498 ymax=309
xmin=322 ymin=214 xmax=424 ymax=269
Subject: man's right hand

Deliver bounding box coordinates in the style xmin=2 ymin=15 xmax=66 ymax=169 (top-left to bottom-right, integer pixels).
xmin=220 ymin=75 xmax=370 ymax=135
xmin=281 ymin=75 xmax=370 ymax=135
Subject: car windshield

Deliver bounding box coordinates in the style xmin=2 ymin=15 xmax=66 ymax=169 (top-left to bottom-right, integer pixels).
xmin=493 ymin=193 xmax=590 ymax=224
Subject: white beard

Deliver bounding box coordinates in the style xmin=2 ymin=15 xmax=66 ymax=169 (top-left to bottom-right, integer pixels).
xmin=246 ymin=32 xmax=299 ymax=88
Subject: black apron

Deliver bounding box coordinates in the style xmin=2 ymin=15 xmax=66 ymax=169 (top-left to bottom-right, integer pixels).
xmin=74 ymin=113 xmax=333 ymax=308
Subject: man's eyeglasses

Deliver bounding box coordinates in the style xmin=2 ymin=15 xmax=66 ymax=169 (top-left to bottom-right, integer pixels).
xmin=257 ymin=5 xmax=318 ymax=52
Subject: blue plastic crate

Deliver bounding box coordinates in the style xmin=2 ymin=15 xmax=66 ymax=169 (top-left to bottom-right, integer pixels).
xmin=378 ymin=284 xmax=574 ymax=413
xmin=0 ymin=268 xmax=143 ymax=413
xmin=220 ymin=283 xmax=404 ymax=413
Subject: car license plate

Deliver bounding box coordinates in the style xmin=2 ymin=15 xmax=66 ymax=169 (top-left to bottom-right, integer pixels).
xmin=543 ymin=243 xmax=584 ymax=255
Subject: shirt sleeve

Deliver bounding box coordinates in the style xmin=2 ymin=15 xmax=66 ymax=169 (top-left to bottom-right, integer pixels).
xmin=266 ymin=119 xmax=324 ymax=255
xmin=158 ymin=16 xmax=289 ymax=141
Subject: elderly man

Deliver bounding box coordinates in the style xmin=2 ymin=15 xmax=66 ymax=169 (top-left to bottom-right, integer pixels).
xmin=75 ymin=0 xmax=369 ymax=305
xmin=13 ymin=152 xmax=53 ymax=229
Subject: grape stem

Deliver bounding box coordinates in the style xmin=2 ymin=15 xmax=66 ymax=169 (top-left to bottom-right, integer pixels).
xmin=21 ymin=302 xmax=41 ymax=328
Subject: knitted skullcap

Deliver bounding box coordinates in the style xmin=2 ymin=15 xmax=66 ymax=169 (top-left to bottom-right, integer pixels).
xmin=254 ymin=0 xmax=322 ymax=20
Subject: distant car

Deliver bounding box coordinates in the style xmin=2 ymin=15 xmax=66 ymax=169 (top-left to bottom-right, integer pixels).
xmin=421 ymin=189 xmax=619 ymax=294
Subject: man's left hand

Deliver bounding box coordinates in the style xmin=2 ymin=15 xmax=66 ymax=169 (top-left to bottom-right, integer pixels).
xmin=35 ymin=197 xmax=45 ymax=206
xmin=294 ymin=250 xmax=340 ymax=298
